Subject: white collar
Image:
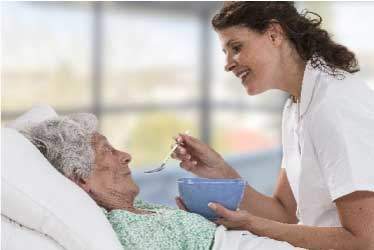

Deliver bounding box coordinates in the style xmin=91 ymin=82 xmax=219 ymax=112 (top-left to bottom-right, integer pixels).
xmin=298 ymin=60 xmax=321 ymax=118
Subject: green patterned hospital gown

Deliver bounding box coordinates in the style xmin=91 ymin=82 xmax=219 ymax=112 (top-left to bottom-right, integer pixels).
xmin=104 ymin=199 xmax=216 ymax=250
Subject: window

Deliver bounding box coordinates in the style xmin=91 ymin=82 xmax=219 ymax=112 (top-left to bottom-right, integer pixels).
xmin=2 ymin=2 xmax=373 ymax=170
xmin=297 ymin=2 xmax=374 ymax=88
xmin=1 ymin=2 xmax=92 ymax=112
xmin=101 ymin=111 xmax=199 ymax=168
xmin=102 ymin=5 xmax=200 ymax=105
xmin=209 ymin=28 xmax=285 ymax=155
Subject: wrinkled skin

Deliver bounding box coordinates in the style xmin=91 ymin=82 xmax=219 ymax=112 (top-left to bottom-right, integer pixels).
xmin=73 ymin=133 xmax=147 ymax=213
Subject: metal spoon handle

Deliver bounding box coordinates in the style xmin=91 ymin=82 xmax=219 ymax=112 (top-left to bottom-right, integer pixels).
xmin=144 ymin=130 xmax=189 ymax=174
xmin=162 ymin=143 xmax=179 ymax=164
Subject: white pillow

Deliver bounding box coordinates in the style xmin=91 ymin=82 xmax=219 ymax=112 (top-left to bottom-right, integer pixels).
xmin=2 ymin=215 xmax=64 ymax=250
xmin=1 ymin=107 xmax=122 ymax=250
xmin=5 ymin=104 xmax=58 ymax=130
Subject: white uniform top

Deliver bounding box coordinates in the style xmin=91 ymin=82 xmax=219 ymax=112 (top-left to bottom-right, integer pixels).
xmin=281 ymin=59 xmax=374 ymax=227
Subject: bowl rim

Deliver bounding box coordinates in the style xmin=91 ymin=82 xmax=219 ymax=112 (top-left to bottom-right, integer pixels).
xmin=177 ymin=177 xmax=246 ymax=184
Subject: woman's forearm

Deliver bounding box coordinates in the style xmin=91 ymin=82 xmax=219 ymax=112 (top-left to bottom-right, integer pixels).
xmin=248 ymin=216 xmax=369 ymax=250
xmin=239 ymin=184 xmax=297 ymax=224
xmin=223 ymin=163 xmax=297 ymax=224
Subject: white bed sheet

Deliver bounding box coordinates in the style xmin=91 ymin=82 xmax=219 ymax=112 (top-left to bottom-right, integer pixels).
xmin=212 ymin=225 xmax=303 ymax=250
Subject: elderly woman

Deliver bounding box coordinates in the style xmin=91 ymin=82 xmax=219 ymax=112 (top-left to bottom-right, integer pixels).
xmin=20 ymin=113 xmax=296 ymax=250
xmin=20 ymin=113 xmax=216 ymax=250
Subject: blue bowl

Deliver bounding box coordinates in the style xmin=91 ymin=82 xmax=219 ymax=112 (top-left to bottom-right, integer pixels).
xmin=177 ymin=177 xmax=246 ymax=220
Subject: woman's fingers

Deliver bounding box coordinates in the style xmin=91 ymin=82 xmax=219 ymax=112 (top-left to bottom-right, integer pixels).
xmin=171 ymin=152 xmax=191 ymax=161
xmin=177 ymin=134 xmax=205 ymax=153
xmin=170 ymin=142 xmax=188 ymax=155
xmin=171 ymin=145 xmax=192 ymax=161
xmin=179 ymin=160 xmax=197 ymax=171
xmin=173 ymin=136 xmax=184 ymax=146
xmin=175 ymin=197 xmax=188 ymax=211
xmin=208 ymin=202 xmax=236 ymax=219
xmin=177 ymin=146 xmax=187 ymax=155
xmin=172 ymin=133 xmax=207 ymax=166
xmin=173 ymin=134 xmax=210 ymax=161
xmin=209 ymin=203 xmax=254 ymax=230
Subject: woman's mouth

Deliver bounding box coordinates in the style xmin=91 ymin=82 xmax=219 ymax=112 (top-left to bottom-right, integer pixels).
xmin=239 ymin=70 xmax=250 ymax=84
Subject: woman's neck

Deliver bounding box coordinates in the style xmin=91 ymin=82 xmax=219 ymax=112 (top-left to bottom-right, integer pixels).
xmin=280 ymin=48 xmax=306 ymax=101
xmin=89 ymin=188 xmax=138 ymax=212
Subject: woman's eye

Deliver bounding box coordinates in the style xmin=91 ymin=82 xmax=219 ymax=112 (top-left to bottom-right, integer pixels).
xmin=232 ymin=45 xmax=241 ymax=54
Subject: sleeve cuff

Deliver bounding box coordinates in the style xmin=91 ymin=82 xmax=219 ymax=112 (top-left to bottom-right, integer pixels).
xmin=331 ymin=183 xmax=374 ymax=201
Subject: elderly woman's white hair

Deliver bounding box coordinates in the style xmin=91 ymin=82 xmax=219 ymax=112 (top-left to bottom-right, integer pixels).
xmin=20 ymin=113 xmax=98 ymax=179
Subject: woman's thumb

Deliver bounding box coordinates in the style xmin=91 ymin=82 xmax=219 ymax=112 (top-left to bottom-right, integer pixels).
xmin=208 ymin=202 xmax=234 ymax=218
xmin=180 ymin=133 xmax=202 ymax=150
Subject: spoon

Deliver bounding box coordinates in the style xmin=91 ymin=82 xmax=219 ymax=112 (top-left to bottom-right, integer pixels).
xmin=144 ymin=130 xmax=189 ymax=174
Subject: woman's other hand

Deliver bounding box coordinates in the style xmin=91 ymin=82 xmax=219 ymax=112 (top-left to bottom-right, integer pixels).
xmin=209 ymin=202 xmax=255 ymax=231
xmin=175 ymin=196 xmax=188 ymax=211
xmin=171 ymin=133 xmax=240 ymax=179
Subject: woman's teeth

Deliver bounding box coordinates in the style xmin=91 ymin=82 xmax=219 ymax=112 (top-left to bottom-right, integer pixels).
xmin=239 ymin=71 xmax=250 ymax=81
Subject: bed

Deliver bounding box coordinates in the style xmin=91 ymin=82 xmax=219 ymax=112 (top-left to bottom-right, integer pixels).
xmin=1 ymin=105 xmax=122 ymax=250
xmin=1 ymin=105 xmax=303 ymax=250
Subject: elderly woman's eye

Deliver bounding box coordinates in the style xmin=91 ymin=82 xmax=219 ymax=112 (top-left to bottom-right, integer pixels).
xmin=104 ymin=146 xmax=112 ymax=153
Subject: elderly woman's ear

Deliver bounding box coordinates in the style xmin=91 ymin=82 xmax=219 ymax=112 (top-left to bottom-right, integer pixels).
xmin=68 ymin=174 xmax=90 ymax=193
xmin=31 ymin=138 xmax=48 ymax=156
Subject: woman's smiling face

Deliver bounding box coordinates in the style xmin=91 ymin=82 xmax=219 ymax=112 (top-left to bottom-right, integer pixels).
xmin=217 ymin=25 xmax=284 ymax=95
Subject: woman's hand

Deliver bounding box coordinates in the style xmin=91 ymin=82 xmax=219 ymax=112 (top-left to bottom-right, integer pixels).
xmin=175 ymin=196 xmax=188 ymax=211
xmin=176 ymin=197 xmax=256 ymax=232
xmin=209 ymin=202 xmax=256 ymax=231
xmin=171 ymin=133 xmax=240 ymax=179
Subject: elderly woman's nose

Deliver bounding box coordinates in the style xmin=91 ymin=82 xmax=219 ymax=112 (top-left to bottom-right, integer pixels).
xmin=119 ymin=152 xmax=131 ymax=164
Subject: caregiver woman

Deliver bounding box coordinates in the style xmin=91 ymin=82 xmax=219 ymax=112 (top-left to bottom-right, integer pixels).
xmin=173 ymin=2 xmax=374 ymax=250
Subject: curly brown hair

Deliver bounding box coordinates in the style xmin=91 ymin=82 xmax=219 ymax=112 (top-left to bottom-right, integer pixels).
xmin=212 ymin=1 xmax=359 ymax=77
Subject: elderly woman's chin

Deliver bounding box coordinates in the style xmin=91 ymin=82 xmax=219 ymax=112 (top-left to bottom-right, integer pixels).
xmin=124 ymin=178 xmax=141 ymax=202
xmin=130 ymin=182 xmax=140 ymax=197
xmin=126 ymin=174 xmax=140 ymax=193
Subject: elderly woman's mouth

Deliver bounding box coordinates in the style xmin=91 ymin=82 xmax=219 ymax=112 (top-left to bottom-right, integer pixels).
xmin=122 ymin=171 xmax=132 ymax=176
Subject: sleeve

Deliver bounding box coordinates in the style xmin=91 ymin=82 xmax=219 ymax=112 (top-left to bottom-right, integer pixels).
xmin=309 ymin=99 xmax=374 ymax=201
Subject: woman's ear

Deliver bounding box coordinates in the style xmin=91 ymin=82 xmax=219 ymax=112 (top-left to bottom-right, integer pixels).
xmin=266 ymin=21 xmax=284 ymax=46
xmin=69 ymin=175 xmax=90 ymax=193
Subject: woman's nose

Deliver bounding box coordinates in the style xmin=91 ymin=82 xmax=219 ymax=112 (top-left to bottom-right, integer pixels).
xmin=224 ymin=56 xmax=236 ymax=72
xmin=119 ymin=152 xmax=131 ymax=165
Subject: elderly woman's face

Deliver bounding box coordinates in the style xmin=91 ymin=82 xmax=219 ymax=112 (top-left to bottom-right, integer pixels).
xmin=217 ymin=25 xmax=285 ymax=95
xmin=82 ymin=133 xmax=139 ymax=210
